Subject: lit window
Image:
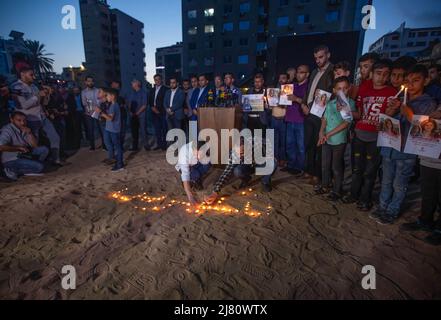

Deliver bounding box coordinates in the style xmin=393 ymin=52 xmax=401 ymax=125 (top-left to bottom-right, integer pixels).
xmin=223 ymin=22 xmax=234 ymax=32
xmin=277 ymin=16 xmax=289 ymax=27
xmin=325 ymin=11 xmax=339 ymax=22
xmin=240 ymin=2 xmax=251 ymax=14
xmin=204 ymin=8 xmax=215 ymax=17
xmin=188 ymin=26 xmax=197 ymax=35
xmin=238 ymin=55 xmax=249 ymax=64
xmin=205 ymin=25 xmax=215 ymax=33
xmin=297 ymin=14 xmax=309 ymax=24
xmin=239 ymin=21 xmax=250 ymax=30
xmin=188 ymin=10 xmax=197 ymax=19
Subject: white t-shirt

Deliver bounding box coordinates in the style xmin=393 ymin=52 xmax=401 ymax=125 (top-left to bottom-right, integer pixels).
xmin=175 ymin=142 xmax=198 ymax=182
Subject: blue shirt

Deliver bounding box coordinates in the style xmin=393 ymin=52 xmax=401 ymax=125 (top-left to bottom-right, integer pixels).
xmin=105 ymin=103 xmax=121 ymax=133
xmin=127 ymin=89 xmax=148 ymax=114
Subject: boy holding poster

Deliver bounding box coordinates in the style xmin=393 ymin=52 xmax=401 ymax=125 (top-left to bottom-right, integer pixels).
xmin=397 ymin=66 xmax=441 ymax=245
xmin=374 ymin=65 xmax=439 ymax=225
xmin=316 ymin=77 xmax=357 ymax=200
xmin=342 ymin=59 xmax=397 ymax=211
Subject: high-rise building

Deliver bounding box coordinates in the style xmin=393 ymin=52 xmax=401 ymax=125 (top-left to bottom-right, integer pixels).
xmin=79 ymin=0 xmax=146 ymax=93
xmin=0 ymin=31 xmax=31 ymax=82
xmin=369 ymin=22 xmax=441 ymax=61
xmin=155 ymin=42 xmax=183 ymax=84
xmin=182 ymin=0 xmax=370 ymax=84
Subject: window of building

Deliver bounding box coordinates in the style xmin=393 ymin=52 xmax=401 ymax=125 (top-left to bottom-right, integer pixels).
xmin=205 ymin=40 xmax=213 ymax=49
xmin=256 ymin=42 xmax=267 ymax=51
xmin=205 ymin=25 xmax=215 ymax=33
xmin=224 ymin=4 xmax=233 ymax=14
xmin=297 ymin=14 xmax=309 ymax=24
xmin=204 ymin=8 xmax=215 ymax=17
xmin=390 ymin=45 xmax=398 ymax=49
xmin=205 ymin=57 xmax=214 ymax=66
xmin=187 ymin=10 xmax=197 ymax=19
xmin=239 ymin=38 xmax=249 ymax=46
xmin=223 ymin=22 xmax=234 ymax=32
xmin=238 ymin=55 xmax=249 ymax=64
xmin=391 ymin=35 xmax=400 ymax=41
xmin=223 ymin=55 xmax=233 ymax=64
xmin=326 ymin=10 xmax=339 ymax=22
xmin=407 ymin=42 xmax=414 ymax=47
xmin=189 ymin=58 xmax=198 ymax=67
xmin=390 ymin=52 xmax=400 ymax=58
xmin=418 ymin=31 xmax=428 ymax=37
xmin=223 ymin=39 xmax=233 ymax=47
xmin=239 ymin=21 xmax=251 ymax=30
xmin=240 ymin=2 xmax=251 ymax=14
xmin=188 ymin=26 xmax=197 ymax=35
xmin=277 ymin=16 xmax=289 ymax=27
xmin=408 ymin=32 xmax=415 ymax=38
xmin=279 ymin=0 xmax=289 ymax=6
xmin=416 ymin=41 xmax=426 ymax=47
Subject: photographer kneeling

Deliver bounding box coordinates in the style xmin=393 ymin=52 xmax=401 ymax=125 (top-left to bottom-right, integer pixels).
xmin=0 ymin=111 xmax=49 ymax=181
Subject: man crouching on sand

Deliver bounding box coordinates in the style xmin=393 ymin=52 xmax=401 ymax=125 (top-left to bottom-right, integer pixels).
xmin=176 ymin=141 xmax=211 ymax=206
xmin=204 ymin=136 xmax=277 ymax=205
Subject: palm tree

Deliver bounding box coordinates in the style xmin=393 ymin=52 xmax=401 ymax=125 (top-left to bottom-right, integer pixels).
xmin=24 ymin=40 xmax=55 ymax=79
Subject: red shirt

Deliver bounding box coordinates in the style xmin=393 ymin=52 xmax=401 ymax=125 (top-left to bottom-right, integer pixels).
xmin=355 ymin=83 xmax=397 ymax=133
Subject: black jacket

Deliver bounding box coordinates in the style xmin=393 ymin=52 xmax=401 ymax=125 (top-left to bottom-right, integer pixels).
xmin=148 ymin=85 xmax=168 ymax=114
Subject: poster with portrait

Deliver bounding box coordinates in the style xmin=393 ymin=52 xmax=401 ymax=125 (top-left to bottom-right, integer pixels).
xmin=242 ymin=94 xmax=264 ymax=112
xmin=404 ymin=115 xmax=441 ymax=159
xmin=310 ymin=89 xmax=332 ymax=118
xmin=377 ymin=114 xmax=402 ymax=152
xmin=267 ymin=88 xmax=281 ymax=107
xmin=336 ymin=90 xmax=353 ymax=122
xmin=279 ymin=84 xmax=294 ymax=105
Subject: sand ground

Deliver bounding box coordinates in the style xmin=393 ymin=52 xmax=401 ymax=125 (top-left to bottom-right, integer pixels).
xmin=0 ymin=147 xmax=440 ymax=300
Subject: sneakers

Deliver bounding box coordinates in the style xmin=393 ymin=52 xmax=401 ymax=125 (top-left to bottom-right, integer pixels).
xmin=400 ymin=220 xmax=434 ymax=233
xmin=3 ymin=168 xmax=18 ymax=181
xmin=369 ymin=207 xmax=385 ymax=220
xmin=378 ymin=214 xmax=398 ymax=225
xmin=358 ymin=202 xmax=373 ymax=212
xmin=327 ymin=192 xmax=341 ymax=202
xmin=342 ymin=195 xmax=358 ymax=204
xmin=23 ymin=173 xmax=44 ymax=177
xmin=111 ymin=166 xmax=125 ymax=172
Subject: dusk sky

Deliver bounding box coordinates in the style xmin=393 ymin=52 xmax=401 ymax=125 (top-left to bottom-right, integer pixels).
xmin=0 ymin=0 xmax=440 ymax=82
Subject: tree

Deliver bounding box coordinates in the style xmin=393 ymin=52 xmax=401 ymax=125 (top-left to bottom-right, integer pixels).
xmin=24 ymin=40 xmax=55 ymax=79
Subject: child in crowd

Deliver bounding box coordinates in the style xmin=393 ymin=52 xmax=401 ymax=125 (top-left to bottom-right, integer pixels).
xmin=343 ymin=59 xmax=398 ymax=211
xmin=333 ymin=61 xmax=358 ymax=100
xmin=399 ymin=66 xmax=441 ymax=244
xmin=373 ymin=65 xmax=438 ymax=224
xmin=317 ymin=76 xmax=357 ymax=201
xmin=96 ymin=88 xmax=124 ymax=172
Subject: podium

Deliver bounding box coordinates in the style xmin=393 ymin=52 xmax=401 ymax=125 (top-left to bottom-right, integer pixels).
xmin=197 ymin=106 xmax=243 ymax=164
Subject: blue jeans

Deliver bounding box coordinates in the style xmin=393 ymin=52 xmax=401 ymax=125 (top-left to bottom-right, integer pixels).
xmin=28 ymin=118 xmax=60 ymax=161
xmin=152 ymin=113 xmax=168 ymax=149
xmin=271 ymin=117 xmax=286 ymax=161
xmin=234 ymin=161 xmax=277 ymax=186
xmin=190 ymin=163 xmax=211 ymax=183
xmin=379 ymin=157 xmax=416 ymax=216
xmin=84 ymin=115 xmax=104 ymax=149
xmin=286 ymin=122 xmax=305 ymax=171
xmin=3 ymin=146 xmax=49 ymax=176
xmin=104 ymin=130 xmax=124 ymax=169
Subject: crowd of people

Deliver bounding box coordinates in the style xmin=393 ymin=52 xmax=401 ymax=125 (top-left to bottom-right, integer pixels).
xmin=1 ymin=44 xmax=441 ymax=246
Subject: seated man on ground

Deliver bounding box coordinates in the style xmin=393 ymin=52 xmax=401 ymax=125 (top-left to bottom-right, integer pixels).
xmin=175 ymin=141 xmax=211 ymax=206
xmin=0 ymin=111 xmax=49 ymax=181
xmin=204 ymin=136 xmax=276 ymax=205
